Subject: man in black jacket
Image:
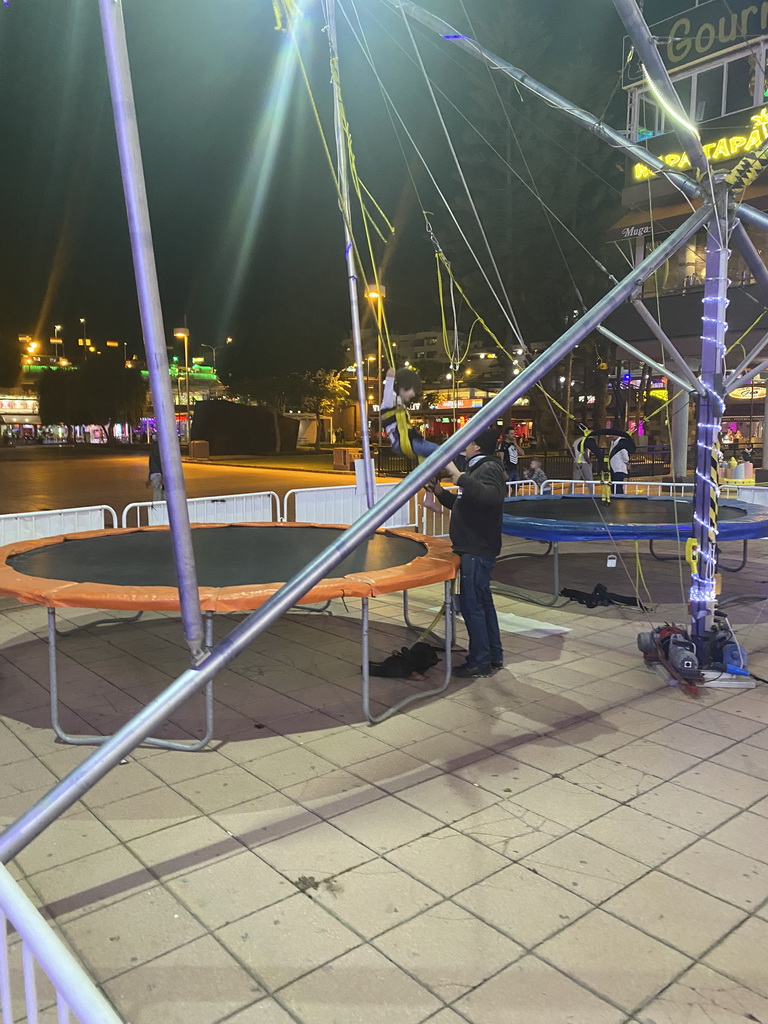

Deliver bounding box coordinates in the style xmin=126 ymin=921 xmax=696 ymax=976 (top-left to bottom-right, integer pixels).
xmin=430 ymin=427 xmax=506 ymax=678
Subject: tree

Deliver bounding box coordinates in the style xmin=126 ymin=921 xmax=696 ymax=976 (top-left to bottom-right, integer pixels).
xmin=0 ymin=335 xmax=20 ymax=389
xmin=36 ymin=359 xmax=147 ymax=442
xmin=293 ymin=370 xmax=351 ymax=450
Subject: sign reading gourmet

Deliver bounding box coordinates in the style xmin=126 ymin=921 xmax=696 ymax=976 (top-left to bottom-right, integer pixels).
xmin=623 ymin=0 xmax=768 ymax=86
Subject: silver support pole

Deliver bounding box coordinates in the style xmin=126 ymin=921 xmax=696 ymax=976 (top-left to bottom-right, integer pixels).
xmin=379 ymin=0 xmax=705 ymax=204
xmin=724 ymin=332 xmax=768 ymax=393
xmin=612 ymin=0 xmax=708 ymax=178
xmin=669 ymin=386 xmax=690 ymax=480
xmin=0 ymin=203 xmax=713 ymax=865
xmin=597 ymin=325 xmax=700 ymax=396
xmin=630 ymin=299 xmax=706 ymax=393
xmin=731 ymin=220 xmax=768 ymax=307
xmin=323 ymin=0 xmax=376 ymax=506
xmin=98 ymin=0 xmax=204 ymax=660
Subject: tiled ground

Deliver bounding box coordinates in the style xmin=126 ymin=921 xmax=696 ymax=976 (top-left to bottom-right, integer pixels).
xmin=1 ymin=535 xmax=768 ymax=1023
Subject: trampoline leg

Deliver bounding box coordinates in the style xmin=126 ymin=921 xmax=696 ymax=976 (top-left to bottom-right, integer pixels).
xmin=55 ymin=611 xmax=144 ymax=637
xmin=492 ymin=541 xmax=564 ymax=607
xmin=46 ymin=607 xmax=215 ymax=752
xmin=363 ymin=580 xmax=454 ymax=725
xmin=402 ymin=588 xmax=456 ymax=647
xmin=719 ymin=539 xmax=748 ymax=573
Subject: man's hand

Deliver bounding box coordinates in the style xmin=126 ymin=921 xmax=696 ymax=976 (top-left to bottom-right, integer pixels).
xmin=386 ymin=367 xmax=395 ymax=379
xmin=445 ymin=462 xmax=462 ymax=484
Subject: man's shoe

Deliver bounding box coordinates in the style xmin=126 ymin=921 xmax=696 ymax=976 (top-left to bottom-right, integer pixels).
xmin=453 ymin=663 xmax=492 ymax=679
xmin=490 ymin=661 xmax=504 ymax=671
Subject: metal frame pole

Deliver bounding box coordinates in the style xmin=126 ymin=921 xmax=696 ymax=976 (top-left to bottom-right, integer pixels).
xmin=597 ymin=325 xmax=701 ymax=395
xmin=98 ymin=0 xmax=204 ymax=659
xmin=323 ymin=0 xmax=376 ymax=506
xmin=731 ymin=220 xmax=768 ymax=307
xmin=0 ymin=204 xmax=713 ymax=865
xmin=630 ymin=299 xmax=706 ymax=392
xmin=690 ymin=186 xmax=730 ymax=648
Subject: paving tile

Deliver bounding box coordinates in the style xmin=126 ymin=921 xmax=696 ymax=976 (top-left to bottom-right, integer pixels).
xmin=563 ymin=756 xmax=661 ymax=802
xmin=663 ymin=838 xmax=768 ymax=910
xmin=579 ymin=806 xmax=697 ymax=866
xmin=604 ymin=871 xmax=747 ymax=958
xmin=396 ymin=774 xmax=499 ymax=824
xmin=455 ymin=862 xmax=591 ymax=947
xmin=386 ymin=826 xmax=509 ymax=897
xmin=712 ymin=741 xmax=768 ymax=782
xmin=454 ymin=801 xmax=568 ymax=860
xmin=127 ymin=816 xmax=242 ymax=879
xmin=14 ymin=809 xmax=120 ymax=876
xmin=422 ymin=1011 xmax=470 ymax=1024
xmin=60 ymin=885 xmax=206 ymax=983
xmin=521 ymin=833 xmax=647 ymax=904
xmin=455 ymin=954 xmax=626 ymax=1024
xmin=26 ymin=845 xmax=155 ymax=924
xmin=330 ymin=795 xmax=441 ymax=853
xmin=554 ymin=718 xmax=638 ymax=755
xmin=310 ymin=857 xmax=442 ymax=938
xmin=173 ymin=764 xmax=275 ymax=813
xmin=408 ymin=700 xmax=492 ymax=732
xmin=282 ymin=768 xmax=385 ymax=819
xmin=604 ymin=739 xmax=699 ymax=780
xmin=672 ymin=762 xmax=768 ymax=807
xmin=0 ymin=757 xmax=58 ymax=799
xmin=256 ymin=821 xmax=376 ymax=881
xmin=681 ymin=707 xmax=764 ymax=739
xmin=212 ymin=792 xmax=322 ymax=849
xmin=602 ymin=699 xmax=691 ymax=727
xmin=103 ymin=934 xmax=264 ymax=1024
xmin=502 ymin=737 xmax=596 ymax=774
xmin=713 ymin=694 xmax=768 ymax=726
xmin=373 ymin=901 xmax=523 ymax=1002
xmin=136 ymin=748 xmax=235 ymax=786
xmin=452 ymin=753 xmax=550 ymax=797
xmin=91 ymin=786 xmax=200 ymax=843
xmin=708 ymin=811 xmax=768 ymax=864
xmin=242 ymin=746 xmax=338 ymax=790
xmin=629 ymin=782 xmax=738 ymax=835
xmin=166 ymin=850 xmax=294 ymax=929
xmin=221 ymin=998 xmax=298 ymax=1023
xmin=650 ymin=722 xmax=736 ymax=758
xmin=302 ymin=728 xmax=395 ymax=769
xmin=349 ymin=749 xmax=441 ymax=793
xmin=508 ymin=778 xmax=619 ymax=829
xmin=537 ymin=909 xmax=691 ymax=1014
xmin=704 ymin=917 xmax=768 ymax=998
xmin=637 ymin=962 xmax=768 ymax=1024
xmin=216 ymin=892 xmax=360 ymax=992
xmin=401 ymin=732 xmax=487 ymax=770
xmin=744 ymin=726 xmax=768 ymax=750
xmin=279 ymin=944 xmax=442 ymax=1024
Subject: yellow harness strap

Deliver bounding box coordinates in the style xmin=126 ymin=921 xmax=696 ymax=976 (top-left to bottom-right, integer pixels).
xmin=394 ymin=406 xmax=416 ymax=461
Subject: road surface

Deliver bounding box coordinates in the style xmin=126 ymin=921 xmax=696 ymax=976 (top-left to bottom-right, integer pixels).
xmin=0 ymin=448 xmax=361 ymax=518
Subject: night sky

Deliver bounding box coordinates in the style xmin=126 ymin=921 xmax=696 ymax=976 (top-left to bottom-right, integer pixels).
xmin=0 ymin=0 xmax=689 ymax=362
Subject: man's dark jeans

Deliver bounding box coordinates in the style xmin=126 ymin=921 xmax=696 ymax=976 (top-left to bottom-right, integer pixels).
xmin=459 ymin=553 xmax=503 ymax=669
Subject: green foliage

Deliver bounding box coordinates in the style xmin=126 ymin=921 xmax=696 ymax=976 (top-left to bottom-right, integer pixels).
xmin=36 ymin=358 xmax=147 ymax=440
xmin=0 ymin=335 xmax=20 ymax=389
xmin=292 ymin=369 xmax=351 ymax=450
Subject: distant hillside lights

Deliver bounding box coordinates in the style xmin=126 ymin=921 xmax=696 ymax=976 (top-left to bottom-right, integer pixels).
xmin=633 ymin=109 xmax=768 ymax=180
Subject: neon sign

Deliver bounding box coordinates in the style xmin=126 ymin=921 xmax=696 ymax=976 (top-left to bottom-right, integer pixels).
xmin=633 ymin=108 xmax=768 ymax=180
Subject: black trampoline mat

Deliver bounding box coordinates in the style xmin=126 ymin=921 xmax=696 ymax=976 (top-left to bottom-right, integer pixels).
xmin=8 ymin=526 xmax=429 ymax=589
xmin=502 ymin=496 xmax=745 ymax=525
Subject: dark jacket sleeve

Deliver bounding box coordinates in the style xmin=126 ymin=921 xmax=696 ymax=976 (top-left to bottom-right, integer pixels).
xmin=456 ymin=459 xmax=506 ymax=504
xmin=436 ymin=487 xmax=457 ymax=510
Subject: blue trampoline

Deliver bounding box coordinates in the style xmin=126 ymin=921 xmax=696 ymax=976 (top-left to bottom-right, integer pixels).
xmin=495 ymin=495 xmax=768 ymax=606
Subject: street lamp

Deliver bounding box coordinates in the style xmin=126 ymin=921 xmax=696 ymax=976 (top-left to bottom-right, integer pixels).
xmin=79 ymin=318 xmax=87 ymax=353
xmin=173 ymin=327 xmax=190 ymax=441
xmin=364 ymin=285 xmax=386 ymax=458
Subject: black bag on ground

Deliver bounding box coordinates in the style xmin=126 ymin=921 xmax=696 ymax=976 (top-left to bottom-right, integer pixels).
xmin=369 ymin=641 xmax=440 ymax=678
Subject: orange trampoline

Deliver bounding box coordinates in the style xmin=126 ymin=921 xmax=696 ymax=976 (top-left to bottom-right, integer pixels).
xmin=0 ymin=524 xmax=458 ymax=747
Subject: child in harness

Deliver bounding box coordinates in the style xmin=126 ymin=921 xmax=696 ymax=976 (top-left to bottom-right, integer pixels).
xmin=381 ymin=367 xmax=458 ymax=476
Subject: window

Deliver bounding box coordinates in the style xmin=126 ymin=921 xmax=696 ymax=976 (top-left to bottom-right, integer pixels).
xmin=695 ymin=65 xmax=724 ymax=122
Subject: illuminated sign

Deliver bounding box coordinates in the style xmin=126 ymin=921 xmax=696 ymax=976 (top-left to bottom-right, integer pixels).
xmin=730 ymin=386 xmax=767 ymax=400
xmin=633 ymin=109 xmax=768 ymax=180
xmin=0 ymin=399 xmax=36 ymax=412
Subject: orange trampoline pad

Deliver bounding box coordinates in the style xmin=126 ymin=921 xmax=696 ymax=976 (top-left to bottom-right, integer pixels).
xmin=0 ymin=523 xmax=458 ymax=613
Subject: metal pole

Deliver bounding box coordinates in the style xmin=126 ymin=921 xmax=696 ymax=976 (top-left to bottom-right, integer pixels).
xmin=690 ymin=185 xmax=730 ymax=649
xmin=669 ymin=386 xmax=690 ymax=480
xmin=724 ymin=328 xmax=768 ymax=392
xmin=597 ymin=326 xmax=700 ymax=396
xmin=630 ymin=299 xmax=705 ymax=393
xmin=612 ymin=0 xmax=708 ymax=178
xmin=379 ymin=0 xmax=705 ymax=204
xmin=0 ymin=204 xmax=713 ymax=864
xmin=731 ymin=220 xmax=768 ymax=307
xmin=97 ymin=0 xmax=205 ymax=659
xmin=323 ymin=0 xmax=376 ymax=505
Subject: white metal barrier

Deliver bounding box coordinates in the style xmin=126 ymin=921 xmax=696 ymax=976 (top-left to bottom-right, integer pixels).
xmin=284 ymin=483 xmax=416 ymax=528
xmin=542 ymin=479 xmax=743 ymax=500
xmin=0 ymin=863 xmax=123 ymax=1023
xmin=121 ymin=490 xmax=280 ymax=528
xmin=416 ymin=479 xmax=539 ymax=537
xmin=0 ymin=505 xmax=118 ymax=546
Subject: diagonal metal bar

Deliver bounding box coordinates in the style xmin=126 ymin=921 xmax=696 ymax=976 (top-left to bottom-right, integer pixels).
xmin=0 ymin=203 xmax=713 ymax=865
xmin=99 ymin=0 xmax=204 ymax=659
xmin=377 ymin=0 xmax=705 ymax=204
xmin=726 ymin=345 xmax=768 ymax=393
xmin=612 ymin=0 xmax=708 ymax=178
xmin=731 ymin=220 xmax=768 ymax=308
xmin=597 ymin=325 xmax=700 ymax=396
xmin=630 ymin=298 xmax=706 ymax=393
xmin=736 ymin=202 xmax=768 ymax=234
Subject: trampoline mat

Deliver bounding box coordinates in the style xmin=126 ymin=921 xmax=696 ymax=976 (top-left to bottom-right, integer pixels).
xmin=503 ymin=497 xmax=745 ymax=525
xmin=8 ymin=526 xmax=430 ymax=589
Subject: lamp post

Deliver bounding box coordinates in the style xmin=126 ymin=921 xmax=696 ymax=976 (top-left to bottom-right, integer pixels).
xmin=173 ymin=328 xmax=190 ymax=442
xmin=365 ymin=285 xmax=386 ymax=466
xmin=79 ymin=317 xmax=87 ymax=356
